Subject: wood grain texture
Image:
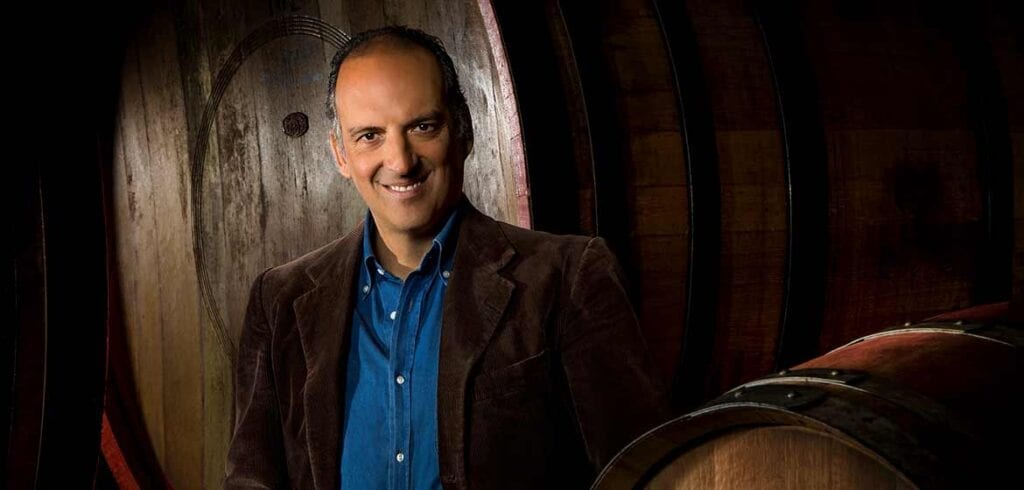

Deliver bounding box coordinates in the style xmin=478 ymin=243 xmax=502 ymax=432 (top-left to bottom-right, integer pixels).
xmin=115 ymin=29 xmax=167 ymax=473
xmin=609 ymin=1 xmax=687 ymax=380
xmin=111 ymin=1 xmax=524 ymax=487
xmin=808 ymin=3 xmax=984 ymax=351
xmin=647 ymin=426 xmax=912 ymax=490
xmin=686 ymin=0 xmax=789 ymax=396
xmin=597 ymin=319 xmax=1020 ymax=489
xmin=552 ymin=0 xmax=689 ymax=383
xmin=115 ymin=6 xmax=203 ymax=488
xmin=477 ymin=0 xmax=531 ymax=227
xmin=675 ymin=0 xmax=1014 ymax=404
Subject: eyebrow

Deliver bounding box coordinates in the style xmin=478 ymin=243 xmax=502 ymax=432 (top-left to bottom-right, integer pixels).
xmin=345 ymin=110 xmax=446 ymax=138
xmin=406 ymin=111 xmax=445 ymax=128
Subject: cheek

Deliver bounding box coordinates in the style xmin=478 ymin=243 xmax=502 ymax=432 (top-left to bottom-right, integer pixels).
xmin=347 ymin=156 xmax=378 ymax=182
xmin=425 ymin=143 xmax=454 ymax=168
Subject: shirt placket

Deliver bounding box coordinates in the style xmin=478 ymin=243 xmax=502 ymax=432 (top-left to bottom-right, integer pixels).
xmin=371 ymin=271 xmax=398 ymax=490
xmin=390 ymin=270 xmax=425 ymax=490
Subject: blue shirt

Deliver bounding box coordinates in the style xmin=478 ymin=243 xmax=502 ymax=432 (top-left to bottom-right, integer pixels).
xmin=340 ymin=204 xmax=461 ymax=489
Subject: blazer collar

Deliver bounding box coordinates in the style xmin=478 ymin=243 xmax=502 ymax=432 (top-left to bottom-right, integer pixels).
xmin=293 ymin=225 xmax=363 ymax=490
xmin=291 ymin=200 xmax=517 ymax=489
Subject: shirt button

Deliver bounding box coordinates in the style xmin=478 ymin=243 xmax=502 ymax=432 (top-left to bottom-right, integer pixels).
xmin=396 ymin=374 xmax=405 ymax=385
xmin=442 ymin=270 xmax=451 ymax=279
xmin=396 ymin=452 xmax=405 ymax=463
xmin=389 ymin=311 xmax=397 ymax=320
xmin=362 ymin=285 xmax=370 ymax=294
xmin=377 ymin=268 xmax=384 ymax=275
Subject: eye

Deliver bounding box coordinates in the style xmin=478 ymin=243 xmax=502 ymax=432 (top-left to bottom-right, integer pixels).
xmin=413 ymin=122 xmax=436 ymax=132
xmin=356 ymin=132 xmax=379 ymax=143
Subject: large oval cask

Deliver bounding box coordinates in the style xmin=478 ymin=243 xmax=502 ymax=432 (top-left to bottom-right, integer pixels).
xmin=108 ymin=1 xmax=524 ymax=488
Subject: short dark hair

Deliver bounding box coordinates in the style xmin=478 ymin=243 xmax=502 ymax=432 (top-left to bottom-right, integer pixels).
xmin=325 ymin=25 xmax=473 ymax=151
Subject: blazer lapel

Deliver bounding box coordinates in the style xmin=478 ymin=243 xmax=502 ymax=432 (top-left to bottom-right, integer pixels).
xmin=293 ymin=224 xmax=363 ymax=490
xmin=437 ymin=204 xmax=516 ymax=487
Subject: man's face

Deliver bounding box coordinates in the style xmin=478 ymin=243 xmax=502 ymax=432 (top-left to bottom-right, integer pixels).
xmin=330 ymin=45 xmax=466 ymax=242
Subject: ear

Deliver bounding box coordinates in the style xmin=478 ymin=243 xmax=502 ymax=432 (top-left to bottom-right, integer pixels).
xmin=329 ymin=128 xmax=352 ymax=179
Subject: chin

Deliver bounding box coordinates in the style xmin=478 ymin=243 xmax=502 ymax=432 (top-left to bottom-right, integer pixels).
xmin=387 ymin=217 xmax=434 ymax=235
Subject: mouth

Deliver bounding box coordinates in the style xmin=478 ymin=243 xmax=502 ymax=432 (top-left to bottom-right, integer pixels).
xmin=381 ymin=174 xmax=428 ymax=194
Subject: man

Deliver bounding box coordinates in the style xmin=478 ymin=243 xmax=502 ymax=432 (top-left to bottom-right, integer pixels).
xmin=224 ymin=26 xmax=669 ymax=489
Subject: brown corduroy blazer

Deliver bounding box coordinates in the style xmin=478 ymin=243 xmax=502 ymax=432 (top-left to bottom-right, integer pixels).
xmin=223 ymin=199 xmax=670 ymax=489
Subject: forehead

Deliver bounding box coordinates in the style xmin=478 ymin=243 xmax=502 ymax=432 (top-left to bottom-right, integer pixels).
xmin=334 ymin=44 xmax=445 ymax=122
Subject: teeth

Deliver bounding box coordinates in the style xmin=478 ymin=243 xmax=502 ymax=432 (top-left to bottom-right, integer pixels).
xmin=387 ymin=181 xmax=423 ymax=192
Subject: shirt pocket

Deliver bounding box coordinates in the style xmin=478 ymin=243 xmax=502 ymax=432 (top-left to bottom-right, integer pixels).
xmin=471 ymin=349 xmax=550 ymax=402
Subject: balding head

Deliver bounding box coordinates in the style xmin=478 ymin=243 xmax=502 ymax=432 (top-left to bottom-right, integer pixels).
xmin=325 ymin=26 xmax=473 ymax=155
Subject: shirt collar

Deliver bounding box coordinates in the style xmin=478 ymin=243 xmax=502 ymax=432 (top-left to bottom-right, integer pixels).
xmin=359 ymin=196 xmax=465 ymax=293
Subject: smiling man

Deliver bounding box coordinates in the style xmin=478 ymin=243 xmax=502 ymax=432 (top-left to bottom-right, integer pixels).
xmin=224 ymin=26 xmax=669 ymax=489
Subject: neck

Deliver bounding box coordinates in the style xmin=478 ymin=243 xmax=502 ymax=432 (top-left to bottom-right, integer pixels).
xmin=369 ymin=195 xmax=462 ymax=280
xmin=373 ymin=227 xmax=434 ymax=281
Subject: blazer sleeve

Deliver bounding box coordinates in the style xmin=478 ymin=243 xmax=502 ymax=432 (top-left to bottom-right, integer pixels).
xmin=558 ymin=236 xmax=672 ymax=474
xmin=224 ymin=268 xmax=289 ymax=489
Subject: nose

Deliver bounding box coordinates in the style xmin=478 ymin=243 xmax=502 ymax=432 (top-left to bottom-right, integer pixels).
xmin=382 ymin=133 xmax=416 ymax=176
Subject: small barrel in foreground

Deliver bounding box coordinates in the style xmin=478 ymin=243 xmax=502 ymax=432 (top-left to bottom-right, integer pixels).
xmin=594 ymin=316 xmax=1023 ymax=489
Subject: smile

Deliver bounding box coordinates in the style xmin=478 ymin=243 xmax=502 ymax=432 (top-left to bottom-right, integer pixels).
xmin=383 ymin=176 xmax=427 ymax=193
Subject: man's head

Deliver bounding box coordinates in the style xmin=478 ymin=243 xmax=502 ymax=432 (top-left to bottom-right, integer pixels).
xmin=326 ymin=26 xmax=473 ymax=241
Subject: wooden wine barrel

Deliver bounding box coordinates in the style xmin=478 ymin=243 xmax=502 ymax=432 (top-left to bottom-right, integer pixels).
xmin=487 ymin=0 xmax=694 ymax=390
xmin=107 ymin=0 xmax=525 ymax=488
xmin=492 ymin=0 xmax=1021 ymax=411
xmin=677 ymin=0 xmax=1020 ymax=406
xmin=593 ymin=311 xmax=1024 ymax=489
